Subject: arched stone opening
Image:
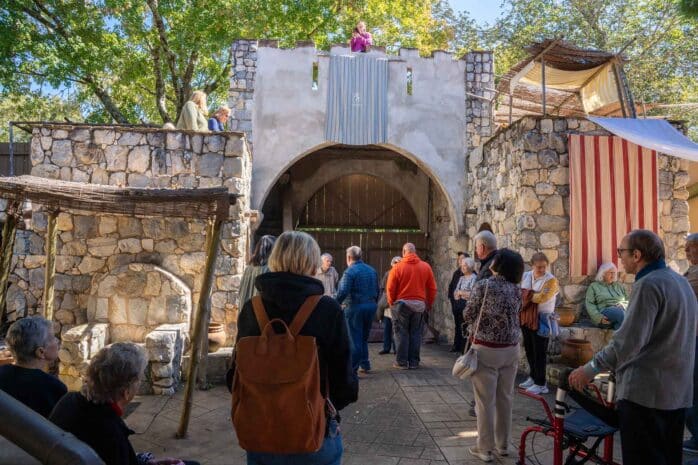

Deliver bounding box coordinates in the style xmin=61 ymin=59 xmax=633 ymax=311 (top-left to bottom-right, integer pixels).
xmin=256 ymin=144 xmax=465 ymax=341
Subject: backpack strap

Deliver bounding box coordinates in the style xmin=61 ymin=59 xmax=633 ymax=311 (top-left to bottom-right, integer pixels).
xmin=251 ymin=296 xmax=271 ymax=332
xmin=289 ymin=295 xmax=322 ymax=336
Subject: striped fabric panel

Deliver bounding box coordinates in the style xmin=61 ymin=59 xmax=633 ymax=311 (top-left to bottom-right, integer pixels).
xmin=569 ymin=135 xmax=659 ymax=277
xmin=325 ymin=54 xmax=388 ymax=145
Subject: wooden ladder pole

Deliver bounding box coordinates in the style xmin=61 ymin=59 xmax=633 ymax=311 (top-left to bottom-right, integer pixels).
xmin=42 ymin=209 xmax=58 ymax=322
xmin=0 ymin=201 xmax=20 ymax=321
xmin=177 ymin=216 xmax=223 ymax=439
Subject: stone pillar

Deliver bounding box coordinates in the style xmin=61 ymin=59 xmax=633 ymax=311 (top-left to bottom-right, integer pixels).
xmin=465 ymin=51 xmax=495 ymax=155
xmin=229 ymin=39 xmax=258 ymax=150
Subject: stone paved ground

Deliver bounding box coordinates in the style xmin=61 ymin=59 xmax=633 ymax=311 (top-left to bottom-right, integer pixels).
xmin=128 ymin=343 xmax=690 ymax=465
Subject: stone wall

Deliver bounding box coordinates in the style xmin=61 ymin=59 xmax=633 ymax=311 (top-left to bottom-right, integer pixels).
xmin=464 ymin=51 xmax=495 ymax=155
xmin=466 ymin=116 xmax=690 ymax=312
xmin=5 ymin=124 xmax=251 ymax=347
xmin=229 ymin=40 xmax=257 ymax=148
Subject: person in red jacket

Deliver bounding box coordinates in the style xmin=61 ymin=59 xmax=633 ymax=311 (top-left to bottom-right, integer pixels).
xmin=387 ymin=243 xmax=437 ymax=369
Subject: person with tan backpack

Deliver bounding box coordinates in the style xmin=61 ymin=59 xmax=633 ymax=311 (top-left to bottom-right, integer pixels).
xmin=229 ymin=231 xmax=358 ymax=465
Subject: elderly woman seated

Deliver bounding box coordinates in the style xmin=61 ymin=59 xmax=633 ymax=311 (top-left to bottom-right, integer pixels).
xmin=585 ymin=263 xmax=629 ymax=330
xmin=0 ymin=316 xmax=66 ymax=417
xmin=50 ymin=343 xmax=199 ymax=465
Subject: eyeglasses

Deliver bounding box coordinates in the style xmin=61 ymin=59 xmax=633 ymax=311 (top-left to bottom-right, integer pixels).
xmin=616 ymin=248 xmax=633 ymax=256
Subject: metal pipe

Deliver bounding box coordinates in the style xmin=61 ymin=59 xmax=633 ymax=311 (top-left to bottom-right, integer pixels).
xmin=0 ymin=390 xmax=105 ymax=465
xmin=9 ymin=122 xmax=14 ymax=177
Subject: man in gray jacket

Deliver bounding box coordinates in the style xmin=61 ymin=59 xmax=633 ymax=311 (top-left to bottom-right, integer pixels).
xmin=569 ymin=229 xmax=697 ymax=465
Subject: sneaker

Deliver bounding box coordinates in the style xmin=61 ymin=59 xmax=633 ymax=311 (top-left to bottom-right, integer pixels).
xmin=358 ymin=367 xmax=371 ymax=374
xmin=468 ymin=447 xmax=493 ymax=462
xmin=378 ymin=350 xmax=390 ymax=355
xmin=518 ymin=377 xmax=535 ymax=389
xmin=392 ymin=363 xmax=409 ymax=370
xmin=684 ymin=439 xmax=698 ymax=454
xmin=526 ymin=384 xmax=549 ymax=395
xmin=408 ymin=364 xmax=419 ymax=370
xmin=495 ymin=446 xmax=510 ymax=457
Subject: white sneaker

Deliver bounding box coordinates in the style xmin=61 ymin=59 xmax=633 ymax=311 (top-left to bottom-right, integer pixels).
xmin=526 ymin=384 xmax=549 ymax=395
xmin=495 ymin=446 xmax=510 ymax=456
xmin=468 ymin=447 xmax=493 ymax=462
xmin=518 ymin=377 xmax=535 ymax=389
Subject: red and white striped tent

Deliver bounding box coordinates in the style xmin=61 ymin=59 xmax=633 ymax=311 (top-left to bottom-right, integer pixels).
xmin=569 ymin=117 xmax=698 ymax=277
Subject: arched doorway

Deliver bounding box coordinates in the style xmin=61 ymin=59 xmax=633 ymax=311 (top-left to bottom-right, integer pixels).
xmin=297 ymin=173 xmax=426 ymax=276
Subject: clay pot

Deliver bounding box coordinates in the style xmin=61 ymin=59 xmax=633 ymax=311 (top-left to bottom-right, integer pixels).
xmin=561 ymin=338 xmax=594 ymax=368
xmin=556 ymin=306 xmax=576 ymax=327
xmin=207 ymin=323 xmax=227 ymax=353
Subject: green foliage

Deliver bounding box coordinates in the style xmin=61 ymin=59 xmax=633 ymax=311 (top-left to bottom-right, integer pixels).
xmin=679 ymin=0 xmax=698 ymax=17
xmin=0 ymin=92 xmax=83 ymax=141
xmin=0 ymin=0 xmax=695 ymax=139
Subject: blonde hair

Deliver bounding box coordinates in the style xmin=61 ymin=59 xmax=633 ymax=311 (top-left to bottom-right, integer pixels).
xmin=215 ymin=105 xmax=231 ymax=117
xmin=268 ymin=231 xmax=321 ymax=276
xmin=190 ymin=90 xmax=208 ymax=114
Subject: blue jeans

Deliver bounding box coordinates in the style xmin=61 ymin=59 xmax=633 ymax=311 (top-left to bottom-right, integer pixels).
xmin=247 ymin=419 xmax=342 ymax=465
xmin=393 ymin=302 xmax=424 ymax=368
xmin=686 ymin=337 xmax=698 ymax=447
xmin=382 ymin=317 xmax=395 ymax=353
xmin=600 ymin=306 xmax=625 ymax=330
xmin=345 ymin=303 xmax=377 ymax=372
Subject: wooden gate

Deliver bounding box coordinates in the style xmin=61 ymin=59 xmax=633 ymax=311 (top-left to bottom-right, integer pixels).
xmin=298 ymin=174 xmax=426 ymax=277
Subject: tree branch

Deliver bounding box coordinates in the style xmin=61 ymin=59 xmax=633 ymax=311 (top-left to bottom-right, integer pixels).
xmin=145 ymin=0 xmax=181 ymax=108
xmin=203 ymin=49 xmax=232 ymax=96
xmin=150 ymin=44 xmax=171 ymax=123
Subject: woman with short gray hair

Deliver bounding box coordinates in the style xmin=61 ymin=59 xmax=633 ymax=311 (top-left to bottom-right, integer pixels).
xmin=50 ymin=342 xmax=199 ymax=465
xmin=585 ymin=262 xmax=628 ymax=330
xmin=0 ymin=316 xmax=66 ymax=417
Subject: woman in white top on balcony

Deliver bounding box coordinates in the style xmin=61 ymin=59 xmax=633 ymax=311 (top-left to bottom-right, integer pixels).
xmin=519 ymin=252 xmax=559 ymax=395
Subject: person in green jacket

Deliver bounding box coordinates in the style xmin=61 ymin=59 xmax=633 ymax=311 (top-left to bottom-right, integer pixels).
xmin=238 ymin=235 xmax=276 ymax=310
xmin=585 ymin=262 xmax=628 ymax=330
xmin=176 ymin=90 xmax=209 ymax=132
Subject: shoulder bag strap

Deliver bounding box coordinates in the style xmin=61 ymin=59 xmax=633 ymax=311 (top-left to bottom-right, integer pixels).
xmin=471 ymin=282 xmax=490 ymax=341
xmin=251 ymin=296 xmax=270 ymax=331
xmin=289 ymin=295 xmax=323 ymax=336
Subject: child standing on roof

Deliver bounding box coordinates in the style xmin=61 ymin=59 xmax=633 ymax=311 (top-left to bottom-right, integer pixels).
xmin=350 ymin=21 xmax=372 ymax=53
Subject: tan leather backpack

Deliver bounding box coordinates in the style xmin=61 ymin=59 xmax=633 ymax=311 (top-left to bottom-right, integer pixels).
xmin=231 ymin=294 xmax=326 ymax=454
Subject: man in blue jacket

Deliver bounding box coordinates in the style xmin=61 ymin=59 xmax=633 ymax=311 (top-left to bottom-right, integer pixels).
xmin=336 ymin=246 xmax=379 ymax=375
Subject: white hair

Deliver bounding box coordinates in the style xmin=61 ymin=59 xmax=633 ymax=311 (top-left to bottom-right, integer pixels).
xmin=461 ymin=257 xmax=476 ymax=272
xmin=346 ymin=245 xmax=362 ymax=260
xmin=474 ymin=230 xmax=497 ymax=251
xmin=321 ymin=253 xmax=333 ymax=261
xmin=595 ymin=262 xmax=618 ymax=282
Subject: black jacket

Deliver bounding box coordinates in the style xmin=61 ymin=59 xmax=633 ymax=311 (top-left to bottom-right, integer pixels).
xmin=49 ymin=392 xmax=137 ymax=465
xmin=229 ymin=272 xmax=358 ymax=412
xmin=476 ymin=250 xmax=498 ymax=282
xmin=0 ymin=365 xmax=67 ymax=418
xmin=447 ymin=268 xmax=464 ymax=307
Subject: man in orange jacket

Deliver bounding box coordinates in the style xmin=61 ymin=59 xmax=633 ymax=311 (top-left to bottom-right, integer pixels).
xmin=387 ymin=243 xmax=437 ymax=369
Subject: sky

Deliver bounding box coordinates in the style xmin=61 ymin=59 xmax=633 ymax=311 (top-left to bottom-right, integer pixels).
xmin=449 ymin=0 xmax=504 ymax=25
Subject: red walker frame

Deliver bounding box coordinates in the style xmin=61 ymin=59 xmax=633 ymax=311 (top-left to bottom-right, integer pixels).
xmin=516 ymin=380 xmax=620 ymax=465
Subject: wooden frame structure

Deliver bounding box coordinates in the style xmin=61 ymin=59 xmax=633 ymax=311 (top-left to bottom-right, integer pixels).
xmin=496 ymin=38 xmax=637 ymax=125
xmin=0 ymin=175 xmax=237 ymax=438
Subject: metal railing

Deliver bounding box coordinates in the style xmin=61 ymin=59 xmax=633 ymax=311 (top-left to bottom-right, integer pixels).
xmin=0 ymin=390 xmax=105 ymax=465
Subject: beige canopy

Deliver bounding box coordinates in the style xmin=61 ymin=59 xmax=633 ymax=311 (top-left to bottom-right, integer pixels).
xmin=496 ymin=39 xmax=635 ymax=124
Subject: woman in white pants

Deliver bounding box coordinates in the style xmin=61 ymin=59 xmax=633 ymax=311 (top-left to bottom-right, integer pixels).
xmin=463 ymin=249 xmax=524 ymax=463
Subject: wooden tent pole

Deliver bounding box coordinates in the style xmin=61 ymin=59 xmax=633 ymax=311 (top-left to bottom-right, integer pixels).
xmin=177 ymin=216 xmax=223 ymax=439
xmin=612 ymin=61 xmax=628 ymax=118
xmin=541 ymin=59 xmax=547 ymax=115
xmin=0 ymin=201 xmax=20 ymax=321
xmin=42 ymin=209 xmax=58 ymax=322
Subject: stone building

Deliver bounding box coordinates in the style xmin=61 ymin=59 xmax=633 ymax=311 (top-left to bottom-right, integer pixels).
xmin=0 ymin=39 xmax=693 ymax=390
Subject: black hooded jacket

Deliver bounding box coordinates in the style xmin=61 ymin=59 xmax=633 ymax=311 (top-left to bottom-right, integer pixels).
xmin=228 ymin=272 xmax=358 ymax=412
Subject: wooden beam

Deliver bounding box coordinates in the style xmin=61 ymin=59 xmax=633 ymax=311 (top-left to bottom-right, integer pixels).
xmin=0 ymin=201 xmax=20 ymax=321
xmin=177 ymin=216 xmax=223 ymax=439
xmin=42 ymin=209 xmax=58 ymax=322
xmin=612 ymin=62 xmax=628 ymax=118
xmin=616 ymin=62 xmax=637 ymax=118
xmin=509 ymin=94 xmax=513 ymax=125
xmin=541 ymin=59 xmax=547 ymax=115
